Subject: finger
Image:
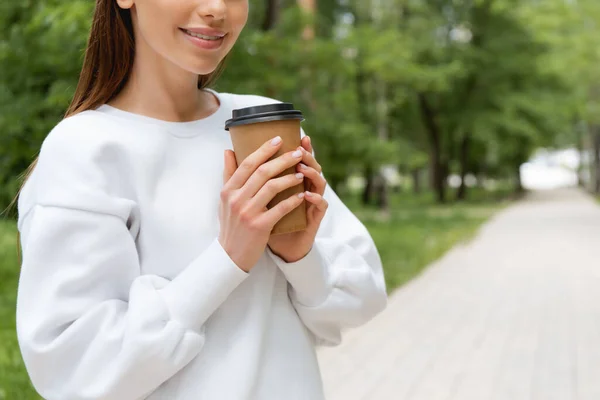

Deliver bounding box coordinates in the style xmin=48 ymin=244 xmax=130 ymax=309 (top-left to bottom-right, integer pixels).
xmin=304 ymin=192 xmax=328 ymax=227
xmin=298 ymin=146 xmax=322 ymax=173
xmin=301 ymin=135 xmax=313 ymax=153
xmin=306 ymin=202 xmax=327 ymax=227
xmin=296 ymin=163 xmax=326 ymax=195
xmin=241 ymin=148 xmax=303 ymax=198
xmin=260 ymin=192 xmax=306 ymax=228
xmin=226 ymin=136 xmax=283 ymax=189
xmin=223 ymin=150 xmax=238 ymax=184
xmin=250 ymin=172 xmax=305 ymax=211
xmin=303 ymin=192 xmax=328 ymax=213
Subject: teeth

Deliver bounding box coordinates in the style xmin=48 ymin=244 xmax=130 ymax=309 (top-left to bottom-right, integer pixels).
xmin=185 ymin=30 xmax=222 ymax=40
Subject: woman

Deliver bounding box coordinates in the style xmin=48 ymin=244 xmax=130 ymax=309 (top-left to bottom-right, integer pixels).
xmin=15 ymin=0 xmax=387 ymax=399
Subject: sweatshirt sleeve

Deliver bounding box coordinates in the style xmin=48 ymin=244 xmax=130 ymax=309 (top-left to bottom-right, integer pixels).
xmin=266 ymin=183 xmax=388 ymax=347
xmin=16 ymin=118 xmax=248 ymax=400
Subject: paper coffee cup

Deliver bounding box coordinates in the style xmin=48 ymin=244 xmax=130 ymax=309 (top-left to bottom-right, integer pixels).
xmin=225 ymin=103 xmax=307 ymax=235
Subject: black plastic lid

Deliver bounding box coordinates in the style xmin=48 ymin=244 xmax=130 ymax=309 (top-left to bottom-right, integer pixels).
xmin=225 ymin=103 xmax=304 ymax=130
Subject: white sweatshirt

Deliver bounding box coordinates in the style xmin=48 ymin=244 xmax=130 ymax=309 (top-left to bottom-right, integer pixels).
xmin=16 ymin=90 xmax=387 ymax=400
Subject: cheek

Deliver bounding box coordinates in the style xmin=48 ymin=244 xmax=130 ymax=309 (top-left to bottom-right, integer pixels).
xmin=134 ymin=0 xmax=179 ymax=50
xmin=228 ymin=0 xmax=249 ymax=38
xmin=228 ymin=0 xmax=248 ymax=45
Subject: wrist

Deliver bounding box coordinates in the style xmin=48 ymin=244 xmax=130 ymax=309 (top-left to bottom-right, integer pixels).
xmin=218 ymin=237 xmax=252 ymax=272
xmin=268 ymin=245 xmax=311 ymax=264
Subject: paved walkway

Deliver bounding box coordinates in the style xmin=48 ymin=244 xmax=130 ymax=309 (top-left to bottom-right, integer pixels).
xmin=318 ymin=188 xmax=600 ymax=400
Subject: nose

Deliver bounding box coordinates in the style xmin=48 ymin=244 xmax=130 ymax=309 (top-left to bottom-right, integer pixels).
xmin=197 ymin=0 xmax=227 ymax=21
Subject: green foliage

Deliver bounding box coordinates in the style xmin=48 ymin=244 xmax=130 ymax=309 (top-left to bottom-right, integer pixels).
xmin=0 ymin=1 xmax=92 ymax=212
xmin=3 ymin=0 xmax=600 ymax=210
xmin=0 ymin=220 xmax=40 ymax=399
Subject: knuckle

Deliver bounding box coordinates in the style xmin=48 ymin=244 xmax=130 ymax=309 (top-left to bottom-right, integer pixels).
xmin=239 ymin=208 xmax=253 ymax=224
xmin=265 ymin=179 xmax=278 ymax=192
xmin=240 ymin=159 xmax=256 ymax=172
xmin=229 ymin=194 xmax=243 ymax=212
xmin=256 ymin=164 xmax=270 ymax=177
xmin=248 ymin=219 xmax=264 ymax=233
xmin=220 ymin=188 xmax=230 ymax=202
xmin=277 ymin=201 xmax=292 ymax=216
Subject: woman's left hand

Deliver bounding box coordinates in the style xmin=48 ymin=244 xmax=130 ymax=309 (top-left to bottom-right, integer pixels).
xmin=267 ymin=136 xmax=328 ymax=263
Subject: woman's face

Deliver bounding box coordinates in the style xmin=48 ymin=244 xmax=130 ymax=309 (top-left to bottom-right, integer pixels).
xmin=117 ymin=0 xmax=248 ymax=75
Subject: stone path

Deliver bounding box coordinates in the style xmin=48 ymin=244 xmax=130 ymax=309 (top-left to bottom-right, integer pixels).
xmin=318 ymin=188 xmax=600 ymax=400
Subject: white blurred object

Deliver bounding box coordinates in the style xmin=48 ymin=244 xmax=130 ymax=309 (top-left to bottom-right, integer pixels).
xmin=521 ymin=147 xmax=579 ymax=190
xmin=447 ymin=173 xmax=478 ymax=189
xmin=448 ymin=174 xmax=461 ymax=188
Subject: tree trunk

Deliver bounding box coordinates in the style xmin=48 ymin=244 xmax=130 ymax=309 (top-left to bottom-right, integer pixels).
xmin=297 ymin=0 xmax=316 ymax=39
xmin=362 ymin=165 xmax=375 ymax=205
xmin=374 ymin=79 xmax=389 ymax=212
xmin=456 ymin=134 xmax=470 ymax=201
xmin=329 ymin=176 xmax=343 ymax=196
xmin=575 ymin=121 xmax=585 ymax=188
xmin=418 ymin=93 xmax=446 ymax=203
xmin=430 ymin=151 xmax=447 ymax=203
xmin=412 ymin=168 xmax=421 ymax=194
xmin=375 ymin=173 xmax=389 ymax=210
xmin=297 ymin=0 xmax=316 ymax=111
xmin=261 ymin=0 xmax=280 ymax=31
xmin=515 ymin=163 xmax=523 ymax=193
xmin=261 ymin=0 xmax=280 ymax=97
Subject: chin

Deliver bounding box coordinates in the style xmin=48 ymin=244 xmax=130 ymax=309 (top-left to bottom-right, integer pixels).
xmin=186 ymin=61 xmax=223 ymax=77
xmin=173 ymin=45 xmax=229 ymax=77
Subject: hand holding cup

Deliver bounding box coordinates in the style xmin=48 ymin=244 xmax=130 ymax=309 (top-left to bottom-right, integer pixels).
xmin=218 ymin=136 xmax=307 ymax=272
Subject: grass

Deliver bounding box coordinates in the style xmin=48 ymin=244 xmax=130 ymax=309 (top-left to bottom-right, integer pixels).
xmin=0 ymin=188 xmax=510 ymax=397
xmin=343 ymin=187 xmax=512 ymax=290
xmin=0 ymin=221 xmax=40 ymax=399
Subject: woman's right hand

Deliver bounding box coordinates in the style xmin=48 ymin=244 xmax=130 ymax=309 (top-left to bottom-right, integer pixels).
xmin=218 ymin=136 xmax=306 ymax=272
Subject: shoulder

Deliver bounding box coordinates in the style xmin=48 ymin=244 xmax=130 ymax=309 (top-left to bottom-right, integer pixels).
xmin=40 ymin=109 xmax=127 ymax=157
xmin=21 ymin=110 xmax=138 ymax=219
xmin=218 ymin=92 xmax=283 ymax=109
xmin=37 ymin=110 xmax=133 ymax=193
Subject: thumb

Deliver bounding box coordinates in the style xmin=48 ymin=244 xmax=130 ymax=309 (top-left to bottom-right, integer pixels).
xmin=223 ymin=149 xmax=238 ymax=184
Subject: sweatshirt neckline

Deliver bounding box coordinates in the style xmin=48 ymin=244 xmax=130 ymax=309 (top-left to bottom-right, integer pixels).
xmin=95 ymin=89 xmax=229 ymax=138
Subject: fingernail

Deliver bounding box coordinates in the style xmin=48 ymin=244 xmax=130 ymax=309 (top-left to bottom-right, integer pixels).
xmin=305 ymin=191 xmax=313 ymax=197
xmin=298 ymin=192 xmax=305 ymax=199
xmin=292 ymin=150 xmax=302 ymax=158
xmin=271 ymin=136 xmax=282 ymax=146
xmin=307 ymin=136 xmax=311 ymax=143
xmin=295 ymin=173 xmax=304 ymax=179
xmin=300 ymin=163 xmax=308 ymax=170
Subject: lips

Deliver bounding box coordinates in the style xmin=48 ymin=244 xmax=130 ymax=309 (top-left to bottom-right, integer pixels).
xmin=181 ymin=28 xmax=224 ymax=41
xmin=180 ymin=28 xmax=227 ymax=50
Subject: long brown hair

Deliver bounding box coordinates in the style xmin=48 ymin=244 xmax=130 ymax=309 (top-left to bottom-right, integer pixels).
xmin=10 ymin=0 xmax=226 ymax=255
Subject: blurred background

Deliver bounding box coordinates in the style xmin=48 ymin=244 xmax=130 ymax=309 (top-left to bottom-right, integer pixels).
xmin=2 ymin=0 xmax=600 ymax=399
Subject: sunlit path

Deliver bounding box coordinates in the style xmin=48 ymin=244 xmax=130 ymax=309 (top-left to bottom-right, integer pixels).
xmin=318 ymin=188 xmax=600 ymax=400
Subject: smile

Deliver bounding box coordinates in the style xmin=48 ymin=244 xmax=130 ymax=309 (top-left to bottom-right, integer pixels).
xmin=182 ymin=29 xmax=224 ymax=41
xmin=180 ymin=28 xmax=227 ymax=50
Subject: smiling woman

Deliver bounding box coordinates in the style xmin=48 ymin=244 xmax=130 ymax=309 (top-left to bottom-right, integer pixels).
xmin=12 ymin=0 xmax=387 ymax=399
